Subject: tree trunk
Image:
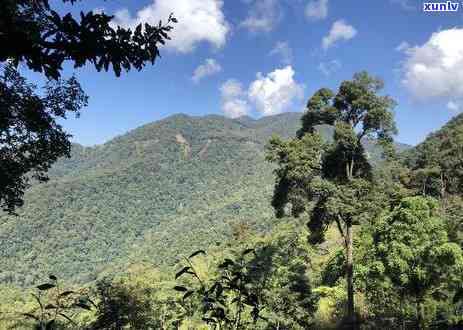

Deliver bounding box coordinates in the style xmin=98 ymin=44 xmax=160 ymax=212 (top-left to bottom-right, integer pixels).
xmin=400 ymin=293 xmax=406 ymax=330
xmin=416 ymin=300 xmax=423 ymax=330
xmin=346 ymin=221 xmax=355 ymax=328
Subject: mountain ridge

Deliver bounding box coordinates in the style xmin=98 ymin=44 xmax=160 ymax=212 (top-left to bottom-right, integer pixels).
xmin=0 ymin=112 xmax=411 ymax=286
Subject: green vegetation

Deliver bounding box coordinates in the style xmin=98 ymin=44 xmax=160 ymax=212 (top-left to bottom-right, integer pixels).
xmin=0 ymin=112 xmax=405 ymax=287
xmin=1 ymin=0 xmax=175 ymax=213
xmin=266 ymin=72 xmax=398 ymax=325
xmin=1 ymin=72 xmax=463 ymax=329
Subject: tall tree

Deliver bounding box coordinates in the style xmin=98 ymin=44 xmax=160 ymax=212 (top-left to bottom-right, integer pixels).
xmin=266 ymin=71 xmax=397 ymax=327
xmin=0 ymin=0 xmax=176 ymax=212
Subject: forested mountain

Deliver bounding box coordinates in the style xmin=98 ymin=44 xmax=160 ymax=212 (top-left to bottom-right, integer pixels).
xmin=0 ymin=113 xmax=409 ymax=286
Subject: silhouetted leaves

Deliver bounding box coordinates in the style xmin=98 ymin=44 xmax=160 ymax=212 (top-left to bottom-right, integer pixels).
xmin=23 ymin=275 xmax=92 ymax=328
xmin=173 ymin=286 xmax=188 ymax=292
xmin=1 ymin=1 xmax=176 ymax=80
xmin=37 ymin=283 xmax=55 ymax=291
xmin=175 ymin=267 xmax=193 ymax=280
xmin=189 ymin=250 xmax=206 ymax=259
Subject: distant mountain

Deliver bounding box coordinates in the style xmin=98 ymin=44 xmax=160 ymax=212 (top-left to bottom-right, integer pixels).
xmin=0 ymin=113 xmax=411 ymax=286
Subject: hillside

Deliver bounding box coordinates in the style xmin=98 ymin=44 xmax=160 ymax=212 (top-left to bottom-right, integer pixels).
xmin=404 ymin=112 xmax=463 ymax=166
xmin=0 ymin=112 xmax=410 ymax=286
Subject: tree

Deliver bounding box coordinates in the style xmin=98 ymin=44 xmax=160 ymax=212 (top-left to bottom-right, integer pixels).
xmin=89 ymin=279 xmax=158 ymax=330
xmin=266 ymin=71 xmax=397 ymax=327
xmin=1 ymin=0 xmax=176 ymax=212
xmin=0 ymin=64 xmax=87 ymax=213
xmin=1 ymin=0 xmax=176 ymax=80
xmin=362 ymin=197 xmax=463 ymax=329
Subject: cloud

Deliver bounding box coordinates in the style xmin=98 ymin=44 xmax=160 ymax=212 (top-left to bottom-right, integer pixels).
xmin=220 ymin=66 xmax=304 ymax=117
xmin=318 ymin=60 xmax=341 ymax=76
xmin=112 ymin=0 xmax=229 ymax=53
xmin=220 ymin=80 xmax=250 ymax=118
xmin=241 ymin=0 xmax=281 ymax=33
xmin=322 ymin=20 xmax=357 ymax=49
xmin=305 ymin=0 xmax=329 ymax=21
xmin=447 ymin=101 xmax=462 ymax=114
xmin=396 ymin=41 xmax=410 ymax=52
xmin=248 ymin=66 xmax=304 ymax=116
xmin=269 ymin=41 xmax=293 ymax=65
xmin=390 ymin=0 xmax=415 ymax=10
xmin=401 ymin=28 xmax=463 ymax=111
xmin=192 ymin=59 xmax=222 ymax=83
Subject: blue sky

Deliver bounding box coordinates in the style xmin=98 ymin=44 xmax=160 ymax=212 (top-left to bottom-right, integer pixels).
xmin=36 ymin=0 xmax=463 ymax=146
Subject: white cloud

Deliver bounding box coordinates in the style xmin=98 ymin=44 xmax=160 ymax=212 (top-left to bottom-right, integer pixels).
xmin=396 ymin=41 xmax=410 ymax=52
xmin=248 ymin=66 xmax=304 ymax=116
xmin=112 ymin=0 xmax=229 ymax=53
xmin=192 ymin=59 xmax=222 ymax=83
xmin=220 ymin=66 xmax=304 ymax=117
xmin=305 ymin=0 xmax=329 ymax=21
xmin=318 ymin=60 xmax=341 ymax=77
xmin=220 ymin=80 xmax=250 ymax=118
xmin=322 ymin=20 xmax=357 ymax=49
xmin=241 ymin=0 xmax=281 ymax=33
xmin=401 ymin=28 xmax=463 ymax=111
xmin=269 ymin=41 xmax=293 ymax=65
xmin=447 ymin=101 xmax=462 ymax=113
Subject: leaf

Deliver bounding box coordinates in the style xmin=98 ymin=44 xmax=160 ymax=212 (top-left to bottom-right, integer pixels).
xmin=75 ymin=302 xmax=91 ymax=310
xmin=183 ymin=291 xmax=194 ymax=300
xmin=86 ymin=297 xmax=98 ymax=309
xmin=189 ymin=250 xmax=206 ymax=259
xmin=37 ymin=283 xmax=56 ymax=291
xmin=59 ymin=290 xmax=75 ymax=297
xmin=242 ymin=248 xmax=254 ymax=256
xmin=208 ymin=283 xmax=218 ymax=295
xmin=22 ymin=313 xmax=39 ymax=321
xmin=215 ymin=283 xmax=223 ymax=298
xmin=31 ymin=293 xmax=43 ymax=310
xmin=218 ymin=259 xmax=234 ymax=268
xmin=173 ymin=286 xmax=188 ymax=292
xmin=202 ymin=317 xmax=217 ymax=324
xmin=59 ymin=313 xmax=77 ymax=325
xmin=175 ymin=267 xmax=192 ymax=279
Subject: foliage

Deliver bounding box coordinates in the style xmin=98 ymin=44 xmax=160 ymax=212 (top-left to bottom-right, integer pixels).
xmin=87 ymin=279 xmax=159 ymax=329
xmin=0 ymin=64 xmax=87 ymax=213
xmin=1 ymin=0 xmax=176 ymax=79
xmin=266 ymin=71 xmax=398 ymax=325
xmin=2 ymin=112 xmax=396 ymax=286
xmin=0 ymin=0 xmax=175 ymax=213
xmin=174 ymin=249 xmax=266 ymax=329
xmin=360 ymin=197 xmax=463 ymax=328
xmin=404 ymin=113 xmax=463 ymax=198
xmin=21 ymin=275 xmax=93 ymax=329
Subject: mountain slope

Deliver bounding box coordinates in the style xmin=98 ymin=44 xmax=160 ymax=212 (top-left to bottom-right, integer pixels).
xmin=0 ymin=113 xmax=410 ymax=286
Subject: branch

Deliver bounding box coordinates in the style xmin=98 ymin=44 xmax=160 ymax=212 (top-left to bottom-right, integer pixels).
xmin=335 ymin=215 xmax=347 ymax=247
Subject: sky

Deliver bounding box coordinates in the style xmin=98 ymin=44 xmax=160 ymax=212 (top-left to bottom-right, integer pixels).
xmin=33 ymin=0 xmax=463 ymax=146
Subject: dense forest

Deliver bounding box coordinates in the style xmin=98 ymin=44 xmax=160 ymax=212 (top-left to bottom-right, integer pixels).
xmin=0 ymin=112 xmax=408 ymax=286
xmin=1 ymin=90 xmax=462 ymax=329
xmin=1 ymin=2 xmax=462 ymax=327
